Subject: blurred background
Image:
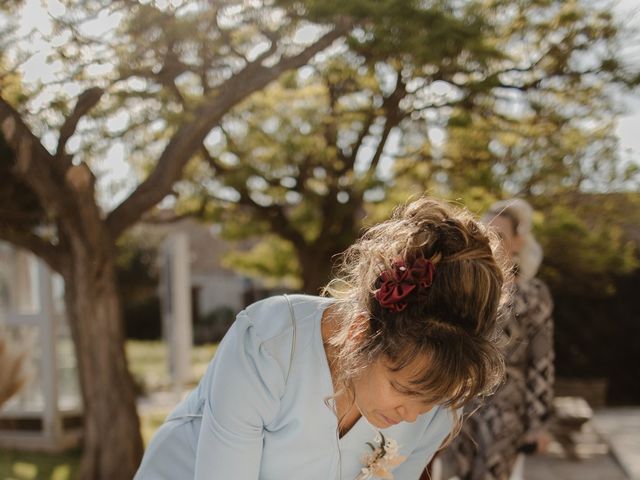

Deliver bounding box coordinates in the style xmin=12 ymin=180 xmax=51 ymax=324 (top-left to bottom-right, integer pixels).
xmin=0 ymin=0 xmax=639 ymax=479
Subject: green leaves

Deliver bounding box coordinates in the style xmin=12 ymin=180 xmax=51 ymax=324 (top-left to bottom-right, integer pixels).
xmin=536 ymin=195 xmax=639 ymax=298
xmin=4 ymin=0 xmax=637 ymax=294
xmin=222 ymin=234 xmax=302 ymax=289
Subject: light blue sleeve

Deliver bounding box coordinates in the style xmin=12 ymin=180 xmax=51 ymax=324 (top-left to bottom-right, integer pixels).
xmin=193 ymin=311 xmax=285 ymax=479
xmin=392 ymin=407 xmax=455 ymax=479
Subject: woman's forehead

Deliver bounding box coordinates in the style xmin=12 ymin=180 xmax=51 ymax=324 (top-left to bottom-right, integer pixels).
xmin=384 ymin=353 xmax=459 ymax=403
xmin=385 ymin=352 xmax=432 ymax=380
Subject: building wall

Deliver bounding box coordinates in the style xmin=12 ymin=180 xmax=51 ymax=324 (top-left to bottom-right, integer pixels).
xmin=192 ymin=271 xmax=248 ymax=316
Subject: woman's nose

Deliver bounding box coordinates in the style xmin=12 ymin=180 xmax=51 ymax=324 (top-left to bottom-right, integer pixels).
xmin=397 ymin=404 xmax=421 ymax=423
xmin=398 ymin=402 xmax=434 ymax=423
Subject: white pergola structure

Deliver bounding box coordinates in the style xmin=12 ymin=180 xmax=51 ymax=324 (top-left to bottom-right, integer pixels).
xmin=0 ymin=242 xmax=82 ymax=452
xmin=159 ymin=232 xmax=193 ymax=394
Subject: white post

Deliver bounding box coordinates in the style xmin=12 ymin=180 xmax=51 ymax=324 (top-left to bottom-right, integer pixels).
xmin=162 ymin=232 xmax=192 ymax=395
xmin=37 ymin=259 xmax=62 ymax=441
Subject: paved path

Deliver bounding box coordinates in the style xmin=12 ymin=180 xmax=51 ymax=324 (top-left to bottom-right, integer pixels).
xmin=525 ymin=450 xmax=628 ymax=480
xmin=524 ymin=407 xmax=640 ymax=480
xmin=592 ymin=408 xmax=640 ymax=480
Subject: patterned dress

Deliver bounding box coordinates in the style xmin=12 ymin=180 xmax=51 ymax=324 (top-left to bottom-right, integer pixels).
xmin=436 ymin=277 xmax=555 ymax=480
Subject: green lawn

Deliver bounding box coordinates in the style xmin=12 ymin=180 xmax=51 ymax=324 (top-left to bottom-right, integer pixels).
xmin=0 ymin=451 xmax=80 ymax=480
xmin=0 ymin=341 xmax=217 ymax=480
xmin=132 ymin=340 xmax=218 ymax=446
xmin=126 ymin=340 xmax=218 ymax=394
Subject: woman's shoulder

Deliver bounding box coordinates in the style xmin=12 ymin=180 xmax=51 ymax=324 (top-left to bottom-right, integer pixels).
xmin=515 ymin=277 xmax=554 ymax=331
xmin=191 ymin=295 xmax=330 ymax=403
xmin=241 ymin=294 xmax=327 ymax=330
xmin=518 ymin=277 xmax=553 ymax=308
xmin=237 ymin=294 xmax=330 ymax=350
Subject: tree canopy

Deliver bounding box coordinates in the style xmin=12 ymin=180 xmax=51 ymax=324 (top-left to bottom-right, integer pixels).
xmin=169 ymin=0 xmax=640 ymax=292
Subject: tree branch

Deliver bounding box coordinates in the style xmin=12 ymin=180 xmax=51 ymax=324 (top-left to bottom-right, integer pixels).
xmin=323 ymin=79 xmax=340 ymax=161
xmin=200 ymin=145 xmax=229 ymax=175
xmin=369 ymin=72 xmax=407 ymax=173
xmin=0 ymin=227 xmax=63 ymax=273
xmin=346 ymin=110 xmax=375 ymax=168
xmin=0 ymin=97 xmax=103 ymax=247
xmin=0 ymin=207 xmax=44 ymax=224
xmin=248 ymin=29 xmax=281 ymax=66
xmin=213 ymin=9 xmax=249 ymax=64
xmin=139 ymin=210 xmax=201 ymax=224
xmin=233 ymin=182 xmax=307 ymax=247
xmin=106 ymin=19 xmax=353 ymax=239
xmin=0 ymin=97 xmax=72 ymax=221
xmin=56 ymin=86 xmax=104 ymax=167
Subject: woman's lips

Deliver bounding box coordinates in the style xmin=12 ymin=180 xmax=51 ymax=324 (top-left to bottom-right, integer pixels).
xmin=380 ymin=413 xmax=399 ymax=426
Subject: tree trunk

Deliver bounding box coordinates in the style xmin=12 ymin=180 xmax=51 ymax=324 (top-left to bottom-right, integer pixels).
xmin=62 ymin=236 xmax=143 ymax=480
xmin=298 ymin=248 xmax=336 ymax=295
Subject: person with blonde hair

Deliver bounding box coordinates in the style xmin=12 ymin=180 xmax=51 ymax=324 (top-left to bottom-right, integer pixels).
xmin=135 ymin=197 xmax=510 ymax=480
xmin=434 ymin=198 xmax=555 ymax=480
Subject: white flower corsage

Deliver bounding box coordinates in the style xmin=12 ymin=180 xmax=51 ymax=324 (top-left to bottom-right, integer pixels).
xmin=355 ymin=431 xmax=407 ymax=480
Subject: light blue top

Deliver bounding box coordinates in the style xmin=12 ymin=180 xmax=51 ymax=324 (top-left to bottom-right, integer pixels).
xmin=135 ymin=294 xmax=454 ymax=479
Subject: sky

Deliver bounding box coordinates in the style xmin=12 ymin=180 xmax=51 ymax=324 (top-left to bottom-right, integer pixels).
xmin=9 ymin=0 xmax=640 ymax=209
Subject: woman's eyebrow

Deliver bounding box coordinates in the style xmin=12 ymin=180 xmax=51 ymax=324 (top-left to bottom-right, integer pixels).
xmin=391 ymin=380 xmax=423 ymax=396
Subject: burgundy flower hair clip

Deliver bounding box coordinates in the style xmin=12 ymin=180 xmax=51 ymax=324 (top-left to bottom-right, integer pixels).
xmin=374 ymin=257 xmax=435 ymax=312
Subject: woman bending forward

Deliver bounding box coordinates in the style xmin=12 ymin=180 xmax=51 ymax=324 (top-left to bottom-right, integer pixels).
xmin=135 ymin=197 xmax=509 ymax=480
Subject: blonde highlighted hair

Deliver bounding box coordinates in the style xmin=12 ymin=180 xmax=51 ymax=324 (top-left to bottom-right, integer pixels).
xmin=484 ymin=198 xmax=543 ymax=280
xmin=323 ymin=197 xmax=511 ymax=442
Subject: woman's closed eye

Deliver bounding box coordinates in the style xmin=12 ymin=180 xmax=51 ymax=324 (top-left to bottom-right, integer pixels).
xmin=391 ymin=381 xmax=437 ymax=407
xmin=391 ymin=380 xmax=422 ymax=397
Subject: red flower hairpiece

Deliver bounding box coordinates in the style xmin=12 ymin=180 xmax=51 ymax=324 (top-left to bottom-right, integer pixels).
xmin=374 ymin=257 xmax=435 ymax=312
